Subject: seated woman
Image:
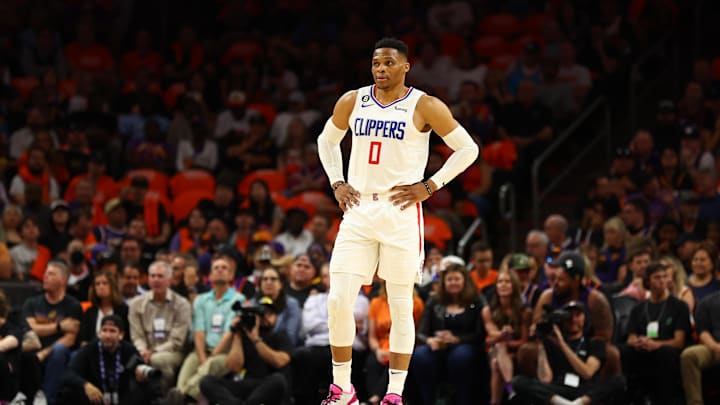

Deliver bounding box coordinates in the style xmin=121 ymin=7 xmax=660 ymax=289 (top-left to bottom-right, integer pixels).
xmin=660 ymin=255 xmax=695 ymax=314
xmin=365 ymin=282 xmax=425 ymax=405
xmin=411 ymin=263 xmax=486 ymax=405
xmin=79 ymin=272 xmax=129 ymax=345
xmin=482 ymin=269 xmax=531 ymax=405
xmin=169 ymin=207 xmax=207 ymax=253
xmin=686 ymin=241 xmax=720 ymax=304
xmin=252 ymin=266 xmax=301 ymax=346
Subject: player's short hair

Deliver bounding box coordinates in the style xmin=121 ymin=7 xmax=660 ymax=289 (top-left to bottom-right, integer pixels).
xmin=374 ymin=37 xmax=409 ymax=59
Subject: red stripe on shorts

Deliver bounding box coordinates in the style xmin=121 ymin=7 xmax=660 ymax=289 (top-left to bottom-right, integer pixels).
xmin=416 ymin=202 xmax=422 ymax=254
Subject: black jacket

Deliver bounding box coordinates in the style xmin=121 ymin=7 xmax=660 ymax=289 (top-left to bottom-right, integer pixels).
xmin=80 ymin=304 xmax=130 ymax=344
xmin=62 ymin=339 xmax=142 ymax=394
xmin=417 ymin=295 xmax=486 ymax=346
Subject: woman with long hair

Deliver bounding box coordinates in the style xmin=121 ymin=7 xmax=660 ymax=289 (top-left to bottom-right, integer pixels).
xmin=483 ymin=269 xmax=531 ymax=405
xmin=245 ymin=179 xmax=283 ymax=235
xmin=254 ymin=266 xmax=301 ymax=345
xmin=687 ymin=241 xmax=720 ymax=303
xmin=660 ymin=255 xmax=695 ymax=313
xmin=595 ymin=216 xmax=627 ymax=294
xmin=79 ymin=272 xmax=129 ymax=344
xmin=412 ymin=264 xmax=486 ymax=405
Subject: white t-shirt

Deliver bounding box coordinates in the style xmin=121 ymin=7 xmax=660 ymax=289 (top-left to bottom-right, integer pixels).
xmin=274 ymin=229 xmax=314 ymax=256
xmin=9 ymin=174 xmax=60 ymax=202
xmin=448 ymin=64 xmax=488 ymax=101
xmin=175 ymin=139 xmax=219 ymax=172
xmin=269 ymin=110 xmax=322 ymax=147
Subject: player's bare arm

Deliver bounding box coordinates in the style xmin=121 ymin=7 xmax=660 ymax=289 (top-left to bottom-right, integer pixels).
xmin=318 ymin=90 xmax=361 ymax=212
xmin=389 ymin=94 xmax=480 ymax=210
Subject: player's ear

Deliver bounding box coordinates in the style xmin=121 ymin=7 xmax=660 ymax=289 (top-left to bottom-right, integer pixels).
xmin=403 ymin=62 xmax=410 ymax=73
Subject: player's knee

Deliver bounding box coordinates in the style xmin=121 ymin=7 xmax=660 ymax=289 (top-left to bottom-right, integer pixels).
xmin=327 ymin=289 xmax=352 ymax=319
xmin=388 ymin=296 xmax=414 ymax=336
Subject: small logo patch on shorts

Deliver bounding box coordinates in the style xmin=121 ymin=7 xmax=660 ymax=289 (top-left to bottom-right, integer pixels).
xmin=372 ymin=193 xmax=378 ymax=201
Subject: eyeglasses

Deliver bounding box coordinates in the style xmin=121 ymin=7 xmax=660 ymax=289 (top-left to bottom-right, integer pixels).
xmin=261 ymin=276 xmax=279 ymax=282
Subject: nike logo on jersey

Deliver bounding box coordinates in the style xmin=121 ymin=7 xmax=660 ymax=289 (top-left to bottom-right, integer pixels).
xmin=361 ymin=103 xmax=373 ymax=108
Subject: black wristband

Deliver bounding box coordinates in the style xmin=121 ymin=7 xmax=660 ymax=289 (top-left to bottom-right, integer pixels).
xmin=332 ymin=181 xmax=346 ymax=191
xmin=422 ymin=181 xmax=433 ymax=196
xmin=56 ymin=321 xmax=62 ymax=334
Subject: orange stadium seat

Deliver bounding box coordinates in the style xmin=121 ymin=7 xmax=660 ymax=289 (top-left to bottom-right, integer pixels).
xmin=473 ymin=35 xmax=510 ymax=59
xmin=123 ymin=169 xmax=169 ymax=196
xmin=170 ymin=169 xmax=216 ymax=196
xmin=424 ymin=214 xmax=453 ymax=251
xmin=479 ymin=14 xmax=521 ymax=38
xmin=285 ymin=191 xmax=334 ymax=218
xmin=238 ymin=169 xmax=287 ymax=196
xmin=172 ymin=189 xmax=214 ymax=225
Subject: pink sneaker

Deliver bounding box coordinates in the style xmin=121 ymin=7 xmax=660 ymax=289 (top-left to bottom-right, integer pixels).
xmin=380 ymin=393 xmax=403 ymax=404
xmin=321 ymin=384 xmax=359 ymax=405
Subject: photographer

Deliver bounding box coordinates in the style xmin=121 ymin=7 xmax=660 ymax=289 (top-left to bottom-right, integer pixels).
xmin=621 ymin=262 xmax=690 ymax=404
xmin=59 ymin=315 xmax=163 ymax=405
xmin=199 ymin=296 xmax=292 ymax=405
xmin=513 ymin=302 xmax=624 ymax=405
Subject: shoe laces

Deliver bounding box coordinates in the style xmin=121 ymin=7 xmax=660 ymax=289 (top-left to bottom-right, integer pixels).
xmin=321 ymin=391 xmax=342 ymax=404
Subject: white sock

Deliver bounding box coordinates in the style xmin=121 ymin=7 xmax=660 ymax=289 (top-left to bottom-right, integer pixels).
xmin=570 ymin=399 xmax=585 ymax=405
xmin=550 ymin=396 xmax=574 ymax=405
xmin=332 ymin=360 xmax=352 ymax=392
xmin=387 ymin=368 xmax=408 ymax=395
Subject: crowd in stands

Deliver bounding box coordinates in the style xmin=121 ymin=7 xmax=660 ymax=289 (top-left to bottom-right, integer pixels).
xmin=0 ymin=0 xmax=715 ymax=404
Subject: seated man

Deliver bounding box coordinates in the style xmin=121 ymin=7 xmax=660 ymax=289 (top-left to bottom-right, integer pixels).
xmin=199 ymin=296 xmax=292 ymax=405
xmin=22 ymin=260 xmax=82 ymax=405
xmin=513 ymin=301 xmax=625 ymax=405
xmin=681 ymin=290 xmax=720 ymax=405
xmin=171 ymin=256 xmax=245 ymax=402
xmin=128 ymin=261 xmax=191 ymax=390
xmin=621 ymin=262 xmax=690 ymax=404
xmin=59 ymin=315 xmax=163 ymax=405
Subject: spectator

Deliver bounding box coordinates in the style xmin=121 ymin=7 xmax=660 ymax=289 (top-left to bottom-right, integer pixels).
xmin=0 ymin=290 xmax=22 ymax=402
xmin=2 ymin=204 xmax=22 ymax=248
xmin=525 ymin=230 xmax=550 ymax=271
xmin=687 ymin=241 xmax=720 ymax=304
xmin=680 ymin=290 xmax=720 ymax=405
xmin=214 ymin=90 xmax=258 ymax=139
xmin=79 ymin=272 xmax=129 ymax=345
xmin=308 ymin=213 xmax=332 ymax=252
xmin=119 ymin=262 xmax=145 ymax=304
xmin=652 ymin=100 xmax=683 ymax=152
xmin=538 ymin=61 xmax=578 ymax=122
xmin=630 ymin=129 xmax=662 ymax=176
xmin=173 ymin=256 xmax=245 ymax=402
xmin=8 ymin=109 xmax=60 ymax=161
xmin=364 ymin=279 xmax=424 ymax=405
xmin=198 ymin=295 xmax=292 ymax=405
xmin=269 ymin=91 xmax=321 ymax=148
xmin=169 ymin=207 xmax=207 ymax=253
xmin=468 ymin=241 xmax=498 ymax=293
xmin=20 ymin=27 xmax=67 ymax=79
xmin=245 ymin=180 xmax=284 ymax=235
xmin=198 ymin=179 xmax=239 ymax=231
xmin=10 ymin=216 xmax=50 ymax=281
xmin=286 ymin=253 xmax=322 ymax=308
xmin=275 ymin=208 xmax=313 ymax=257
xmin=121 ymin=177 xmax=171 ymax=248
xmin=292 ymin=263 xmax=370 ymax=405
xmin=59 ymin=315 xmax=163 ymax=404
xmin=128 ymin=261 xmax=191 ymax=390
xmin=506 ymin=41 xmax=543 ymax=97
xmin=595 ymin=217 xmax=627 ymax=293
xmin=509 ymin=253 xmax=541 ymax=307
xmin=254 ymin=267 xmax=301 ymax=346
xmin=65 ymin=239 xmax=92 ymax=302
xmin=229 ymin=208 xmax=255 ymax=256
xmin=41 ymin=199 xmax=72 ymax=256
xmin=448 ymin=48 xmax=487 ymax=103
xmin=660 ymin=255 xmax=695 ymax=314
xmin=619 ymin=247 xmax=653 ymax=301
xmin=286 ymin=144 xmax=328 ymax=196
xmin=677 ymin=82 xmax=713 ymax=130
xmin=512 ymin=301 xmax=625 ymax=405
xmin=119 ymin=237 xmax=144 ymax=267
xmin=557 ymin=42 xmax=592 ymax=102
xmin=482 ymin=268 xmax=531 ymax=405
xmin=165 ymin=25 xmax=203 ymax=84
xmin=412 ymin=264 xmax=486 ymax=405
xmin=621 ymin=262 xmax=690 ymax=404
xmin=407 ymin=40 xmax=453 ymax=97
xmin=23 ymin=261 xmax=83 ymax=404
xmin=658 ymin=146 xmax=694 ymax=193
xmin=544 ymin=214 xmax=576 ymax=261
xmin=64 ymin=151 xmax=119 ymax=208
xmin=175 ymin=126 xmax=218 ymax=172
xmin=120 ymin=29 xmax=163 ymax=81
xmin=64 ymin=21 xmax=114 ymax=75
xmin=9 ymin=146 xmax=60 ymax=205
xmin=621 ymin=198 xmax=653 ymax=240
xmin=694 ymin=168 xmax=720 ymax=224
xmin=92 ymin=198 xmax=128 ymax=252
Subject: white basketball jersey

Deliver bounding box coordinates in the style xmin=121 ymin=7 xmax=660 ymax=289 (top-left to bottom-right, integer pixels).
xmin=347 ymin=85 xmax=431 ymax=194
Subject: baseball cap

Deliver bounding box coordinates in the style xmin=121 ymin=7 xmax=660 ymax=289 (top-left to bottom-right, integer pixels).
xmin=100 ymin=314 xmax=125 ymax=331
xmin=549 ymin=252 xmax=585 ymax=278
xmin=227 ymin=91 xmax=247 ymax=107
xmin=256 ymin=295 xmax=279 ymax=313
xmin=104 ymin=198 xmax=123 ymax=214
xmin=508 ymin=253 xmax=531 ymax=270
xmin=252 ymin=230 xmax=273 ymax=244
xmin=562 ymin=300 xmax=586 ymax=313
xmin=50 ymin=200 xmax=69 ymax=212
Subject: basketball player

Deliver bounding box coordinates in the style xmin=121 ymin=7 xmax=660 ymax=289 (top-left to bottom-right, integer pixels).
xmin=317 ymin=38 xmax=479 ymax=405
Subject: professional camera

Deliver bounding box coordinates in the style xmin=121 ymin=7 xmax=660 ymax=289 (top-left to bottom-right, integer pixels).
xmin=535 ymin=305 xmax=572 ymax=338
xmin=126 ymin=353 xmax=161 ymax=379
xmin=230 ymin=301 xmax=266 ymax=332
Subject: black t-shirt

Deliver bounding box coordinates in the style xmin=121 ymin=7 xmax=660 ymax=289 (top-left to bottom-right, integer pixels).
xmin=627 ymin=295 xmax=691 ymax=341
xmin=544 ymin=337 xmax=606 ymax=386
xmin=241 ymin=329 xmax=292 ymax=379
xmin=22 ymin=293 xmax=83 ymax=348
xmin=696 ymin=291 xmax=720 ymax=341
xmin=0 ymin=320 xmax=23 ymax=374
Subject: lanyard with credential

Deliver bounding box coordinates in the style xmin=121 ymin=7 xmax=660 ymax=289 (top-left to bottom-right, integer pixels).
xmin=98 ymin=341 xmax=121 ymax=405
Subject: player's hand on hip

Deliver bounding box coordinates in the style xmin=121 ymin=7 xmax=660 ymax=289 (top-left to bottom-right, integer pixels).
xmin=390 ymin=183 xmax=430 ymax=210
xmin=334 ymin=183 xmax=361 ymax=211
